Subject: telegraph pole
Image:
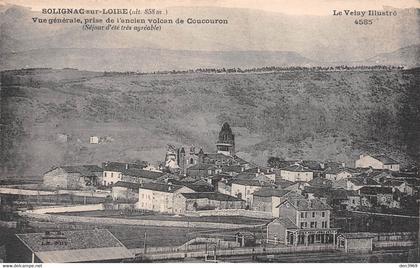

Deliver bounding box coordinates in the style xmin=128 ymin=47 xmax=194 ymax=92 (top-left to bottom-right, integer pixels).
xmin=143 ymin=231 xmax=147 ymax=255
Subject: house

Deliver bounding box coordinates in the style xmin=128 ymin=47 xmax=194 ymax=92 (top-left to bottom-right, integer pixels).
xmin=102 ymin=162 xmax=162 ymax=186
xmin=382 ymin=179 xmax=415 ymax=196
xmin=11 ymin=229 xmax=133 ymax=263
xmin=284 ymin=181 xmax=310 ymax=194
xmin=89 ymin=136 xmax=99 ymax=144
xmin=111 ymin=181 xmax=141 ymax=203
xmin=359 ymin=186 xmax=400 ymax=208
xmin=336 ymin=233 xmax=374 ymax=253
xmin=336 ymin=177 xmax=380 ymax=191
xmin=275 ymin=178 xmax=297 ymax=189
xmin=137 ymin=182 xmax=194 ymax=213
xmin=328 ymin=189 xmax=361 ymax=211
xmin=230 ymin=179 xmax=270 ymax=207
xmin=174 ymin=192 xmax=245 ymax=214
xmin=267 ymin=198 xmax=337 ymax=246
xmin=279 ymin=164 xmax=313 ymax=182
xmin=42 ymin=165 xmax=103 ymax=190
xmin=324 ymin=167 xmax=361 ymax=181
xmin=186 ymin=163 xmax=221 ymax=178
xmin=355 ymin=154 xmax=400 ymax=172
xmin=252 ymin=188 xmax=304 ymax=217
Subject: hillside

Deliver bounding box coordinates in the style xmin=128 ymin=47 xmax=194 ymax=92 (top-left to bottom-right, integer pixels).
xmin=0 ymin=68 xmax=419 ymax=176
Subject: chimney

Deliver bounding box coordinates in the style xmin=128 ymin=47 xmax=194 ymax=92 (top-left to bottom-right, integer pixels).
xmin=360 ymin=154 xmax=364 ymax=159
xmin=125 ymin=163 xmax=129 ymax=170
xmin=320 ymin=163 xmax=325 ymax=170
xmin=342 ymin=163 xmax=346 ymax=168
xmin=364 ymin=178 xmax=367 ymax=184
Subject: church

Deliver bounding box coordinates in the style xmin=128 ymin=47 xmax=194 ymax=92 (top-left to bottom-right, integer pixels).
xmin=164 ymin=122 xmax=251 ymax=176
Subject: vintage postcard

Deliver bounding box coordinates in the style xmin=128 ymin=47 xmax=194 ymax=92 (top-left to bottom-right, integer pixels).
xmin=0 ymin=0 xmax=419 ymax=265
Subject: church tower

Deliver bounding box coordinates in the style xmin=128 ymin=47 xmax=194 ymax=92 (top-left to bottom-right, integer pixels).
xmin=216 ymin=122 xmax=235 ymax=156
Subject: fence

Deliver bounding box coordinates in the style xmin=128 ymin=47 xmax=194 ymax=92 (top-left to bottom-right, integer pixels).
xmin=138 ymin=244 xmax=336 ymax=261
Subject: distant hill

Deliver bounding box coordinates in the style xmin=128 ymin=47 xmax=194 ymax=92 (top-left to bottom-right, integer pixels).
xmin=1 ymin=68 xmax=419 ymax=176
xmin=0 ymin=5 xmax=419 ymax=71
xmin=361 ymin=45 xmax=420 ymax=68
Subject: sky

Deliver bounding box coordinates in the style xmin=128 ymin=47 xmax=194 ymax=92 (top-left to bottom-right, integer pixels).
xmin=2 ymin=0 xmax=420 ymax=16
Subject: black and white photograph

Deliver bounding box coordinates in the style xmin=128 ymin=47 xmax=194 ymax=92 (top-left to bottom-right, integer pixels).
xmin=0 ymin=0 xmax=419 ymax=264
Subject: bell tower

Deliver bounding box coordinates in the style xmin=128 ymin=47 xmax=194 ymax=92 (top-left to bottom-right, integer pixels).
xmin=216 ymin=122 xmax=235 ymax=156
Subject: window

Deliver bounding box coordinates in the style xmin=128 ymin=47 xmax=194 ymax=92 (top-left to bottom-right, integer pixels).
xmin=352 ymin=199 xmax=355 ymax=204
xmin=190 ymin=158 xmax=194 ymax=165
xmin=322 ymin=211 xmax=325 ymax=217
xmin=111 ymin=173 xmax=113 ymax=178
xmin=300 ymin=212 xmax=305 ymax=218
xmin=312 ymin=212 xmax=316 ymax=218
xmin=104 ymin=172 xmax=107 ymax=177
xmin=310 ymin=222 xmax=317 ymax=228
xmin=322 ymin=221 xmax=328 ymax=228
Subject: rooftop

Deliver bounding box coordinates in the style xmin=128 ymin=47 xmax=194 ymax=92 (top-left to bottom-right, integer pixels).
xmin=57 ymin=165 xmax=103 ymax=177
xmin=359 ymin=186 xmax=394 ymax=195
xmin=181 ymin=192 xmax=243 ymax=202
xmin=371 ymin=155 xmax=399 ymax=165
xmin=278 ymin=198 xmax=332 ymax=211
xmin=281 ymin=164 xmax=313 ymax=173
xmin=16 ymin=229 xmax=133 ymax=262
xmin=232 ymin=179 xmax=269 ymax=187
xmin=139 ymin=182 xmax=187 ymax=193
xmin=253 ymin=188 xmax=291 ymax=197
xmin=113 ymin=181 xmax=141 ymax=189
xmin=270 ymin=218 xmax=299 ymax=229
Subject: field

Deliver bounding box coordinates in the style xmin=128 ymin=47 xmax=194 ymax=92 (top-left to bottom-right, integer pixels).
xmin=1 ymin=68 xmax=419 ymax=177
xmin=53 ymin=210 xmax=269 ymax=225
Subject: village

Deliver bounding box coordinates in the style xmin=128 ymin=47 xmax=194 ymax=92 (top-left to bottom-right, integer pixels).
xmin=0 ymin=122 xmax=419 ymax=263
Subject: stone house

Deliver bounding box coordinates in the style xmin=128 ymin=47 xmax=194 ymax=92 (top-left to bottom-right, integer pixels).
xmin=252 ymin=188 xmax=304 ymax=217
xmin=355 ymin=154 xmax=400 ymax=172
xmin=279 ymin=164 xmax=314 ymax=182
xmin=111 ymin=181 xmax=141 ymax=203
xmin=137 ymin=182 xmax=194 ymax=213
xmin=42 ymin=165 xmax=103 ymax=190
xmin=267 ymin=198 xmax=337 ymax=246
xmin=174 ymin=192 xmax=245 ymax=214
xmin=230 ymin=179 xmax=271 ymax=207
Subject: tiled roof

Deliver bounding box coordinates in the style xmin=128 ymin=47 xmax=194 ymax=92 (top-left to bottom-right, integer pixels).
xmin=338 ymin=232 xmax=376 ymax=239
xmin=113 ymin=181 xmax=141 ymax=189
xmin=275 ymin=179 xmax=297 ymax=189
xmin=16 ymin=229 xmax=125 ymax=253
xmin=187 ymin=163 xmax=218 ymax=171
xmin=382 ymin=180 xmax=405 ymax=187
xmin=281 ymin=164 xmax=312 ymax=172
xmin=35 ymin=247 xmax=133 ymax=263
xmin=123 ymin=169 xmax=164 ymax=179
xmin=270 ymin=218 xmax=298 ymax=229
xmin=181 ymin=192 xmax=243 ymax=201
xmin=371 ymin=155 xmax=399 ymax=165
xmin=102 ymin=161 xmax=147 ymax=171
xmin=59 ymin=165 xmax=103 ymax=176
xmin=349 ymin=177 xmax=380 ymax=186
xmin=253 ymin=188 xmax=291 ymax=197
xmin=359 ymin=186 xmax=394 ymax=195
xmin=222 ymin=165 xmax=244 ymax=173
xmin=232 ymin=179 xmax=268 ymax=187
xmin=139 ymin=182 xmax=187 ymax=193
xmin=232 ymin=172 xmax=257 ymax=180
xmin=278 ymin=198 xmax=332 ymax=211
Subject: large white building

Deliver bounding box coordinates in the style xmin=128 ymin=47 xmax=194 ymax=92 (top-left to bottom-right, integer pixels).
xmin=355 ymin=154 xmax=400 ymax=172
xmin=279 ymin=164 xmax=314 ymax=182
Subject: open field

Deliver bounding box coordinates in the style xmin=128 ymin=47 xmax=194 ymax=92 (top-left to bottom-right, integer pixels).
xmin=53 ymin=210 xmax=270 ymax=225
